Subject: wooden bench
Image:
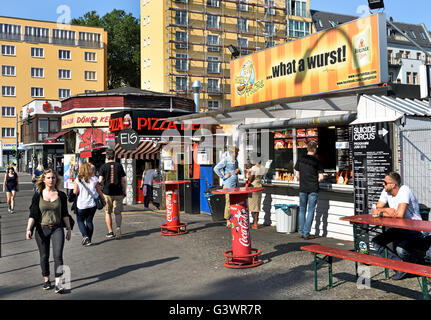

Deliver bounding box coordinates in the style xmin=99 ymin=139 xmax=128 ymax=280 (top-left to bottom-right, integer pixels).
xmin=301 ymin=244 xmax=431 ymax=300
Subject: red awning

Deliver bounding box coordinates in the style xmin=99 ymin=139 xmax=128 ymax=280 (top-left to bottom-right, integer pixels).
xmin=44 ymin=129 xmax=72 ymax=144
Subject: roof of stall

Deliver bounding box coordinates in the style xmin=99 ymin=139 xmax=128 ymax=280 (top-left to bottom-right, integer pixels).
xmin=364 ymin=95 xmax=431 ymax=116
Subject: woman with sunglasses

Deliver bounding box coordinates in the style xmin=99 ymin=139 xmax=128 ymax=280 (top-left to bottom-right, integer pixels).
xmin=25 ymin=169 xmax=73 ymax=294
xmin=3 ymin=167 xmax=19 ymax=214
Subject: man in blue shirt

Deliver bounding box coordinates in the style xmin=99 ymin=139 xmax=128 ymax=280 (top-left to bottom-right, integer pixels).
xmin=214 ymin=146 xmax=241 ymax=227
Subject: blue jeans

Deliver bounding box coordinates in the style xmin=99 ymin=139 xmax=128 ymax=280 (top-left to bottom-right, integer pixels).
xmin=76 ymin=206 xmax=97 ymax=241
xmin=298 ymin=192 xmax=318 ymax=237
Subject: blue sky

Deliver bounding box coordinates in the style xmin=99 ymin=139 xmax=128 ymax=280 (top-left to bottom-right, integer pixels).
xmin=1 ymin=0 xmax=430 ymax=27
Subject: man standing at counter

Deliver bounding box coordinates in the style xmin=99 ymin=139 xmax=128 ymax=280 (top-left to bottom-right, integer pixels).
xmin=294 ymin=140 xmax=324 ymax=240
xmin=214 ymin=146 xmax=241 ymax=228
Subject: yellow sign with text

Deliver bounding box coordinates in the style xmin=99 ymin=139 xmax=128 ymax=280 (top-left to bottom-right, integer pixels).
xmin=230 ymin=13 xmax=388 ymax=107
xmin=61 ymin=112 xmax=112 ymax=129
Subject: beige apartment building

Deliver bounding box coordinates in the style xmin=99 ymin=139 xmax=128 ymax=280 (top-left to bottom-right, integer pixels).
xmin=141 ymin=0 xmax=312 ymax=111
xmin=0 ymin=16 xmax=107 ymax=165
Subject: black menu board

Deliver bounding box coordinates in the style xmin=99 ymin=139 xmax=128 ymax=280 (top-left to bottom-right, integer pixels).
xmin=351 ymin=122 xmax=393 ymax=215
xmin=351 ymin=122 xmax=393 ymax=253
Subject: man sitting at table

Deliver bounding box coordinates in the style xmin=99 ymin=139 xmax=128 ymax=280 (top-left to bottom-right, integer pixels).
xmin=371 ymin=172 xmax=425 ymax=280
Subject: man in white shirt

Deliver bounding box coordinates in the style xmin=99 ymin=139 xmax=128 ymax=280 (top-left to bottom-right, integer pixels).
xmin=371 ymin=172 xmax=424 ymax=280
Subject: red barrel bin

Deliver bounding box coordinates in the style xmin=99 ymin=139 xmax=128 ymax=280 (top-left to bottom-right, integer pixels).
xmin=155 ymin=181 xmax=189 ymax=236
xmin=211 ymin=187 xmax=264 ymax=268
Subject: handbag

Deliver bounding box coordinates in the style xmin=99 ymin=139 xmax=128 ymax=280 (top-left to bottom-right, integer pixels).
xmin=79 ymin=179 xmax=106 ymax=210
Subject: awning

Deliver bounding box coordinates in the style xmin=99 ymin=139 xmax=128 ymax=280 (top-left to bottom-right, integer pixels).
xmin=44 ymin=129 xmax=72 ymax=144
xmin=115 ymin=138 xmax=160 ymax=160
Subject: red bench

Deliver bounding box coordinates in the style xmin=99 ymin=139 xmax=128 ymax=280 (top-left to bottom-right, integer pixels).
xmin=301 ymin=244 xmax=431 ymax=300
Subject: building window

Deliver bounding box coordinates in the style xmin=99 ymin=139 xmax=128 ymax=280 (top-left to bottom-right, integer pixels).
xmin=207 ymin=0 xmax=220 ymax=7
xmin=265 ymin=40 xmax=275 ymax=48
xmin=1 ymin=128 xmax=15 ymax=138
xmin=84 ymin=71 xmax=97 ymax=81
xmin=58 ymin=69 xmax=71 ymax=79
xmin=413 ymin=72 xmax=418 ymax=85
xmin=1 ymin=106 xmax=15 ymax=117
xmin=79 ymin=32 xmax=101 ymax=43
xmin=208 ymin=100 xmax=220 ymax=110
xmin=1 ymin=45 xmax=15 ymax=56
xmin=0 ymin=23 xmax=21 ymax=35
xmin=175 ymin=11 xmax=188 ymax=26
xmin=31 ymin=87 xmax=44 ymax=97
xmin=175 ymin=31 xmax=188 ymax=49
xmin=265 ymin=22 xmax=276 ymax=36
xmin=207 ymin=34 xmax=220 ymax=52
xmin=31 ymin=67 xmax=44 ymax=78
xmin=207 ymin=56 xmax=220 ymax=73
xmin=2 ymin=65 xmax=15 ymax=76
xmin=207 ymin=15 xmax=220 ymax=29
xmin=59 ymin=49 xmax=71 ymax=60
xmin=58 ymin=89 xmax=71 ymax=99
xmin=176 ymin=53 xmax=188 ymax=71
xmin=2 ymin=86 xmax=15 ymax=96
xmin=237 ymin=0 xmax=248 ymax=11
xmin=288 ymin=0 xmax=307 ymax=17
xmin=406 ymin=72 xmax=411 ymax=84
xmin=25 ymin=26 xmax=49 ymax=42
xmin=207 ymin=78 xmax=220 ymax=93
xmin=420 ymin=32 xmax=426 ymax=40
xmin=237 ymin=18 xmax=248 ymax=33
xmin=410 ymin=31 xmax=416 ymax=39
xmin=176 ymin=76 xmax=188 ymax=92
xmin=85 ymin=52 xmax=97 ymax=62
xmin=237 ymin=37 xmax=249 ymax=55
xmin=405 ymin=51 xmax=411 ymax=59
xmin=52 ymin=29 xmax=75 ymax=40
xmin=264 ymin=0 xmax=276 ymax=16
xmin=288 ymin=20 xmax=310 ymax=37
xmin=31 ymin=47 xmax=44 ymax=58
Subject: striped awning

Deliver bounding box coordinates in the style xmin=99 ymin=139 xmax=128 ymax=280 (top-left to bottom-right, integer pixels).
xmin=115 ymin=137 xmax=160 ymax=160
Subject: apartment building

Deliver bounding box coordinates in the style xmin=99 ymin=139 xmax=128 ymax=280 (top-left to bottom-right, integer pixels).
xmin=311 ymin=10 xmax=431 ymax=86
xmin=141 ymin=0 xmax=313 ymax=111
xmin=0 ymin=16 xmax=107 ymax=166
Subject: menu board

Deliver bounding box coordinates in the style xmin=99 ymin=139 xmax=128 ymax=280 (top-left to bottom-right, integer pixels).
xmin=351 ymin=122 xmax=392 ymax=253
xmin=352 ymin=122 xmax=393 ymax=215
xmin=273 ymin=128 xmax=317 ymax=149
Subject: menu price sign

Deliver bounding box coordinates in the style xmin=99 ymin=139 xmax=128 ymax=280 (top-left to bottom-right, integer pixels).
xmin=351 ymin=122 xmax=392 ymax=253
xmin=352 ymin=122 xmax=393 ymax=216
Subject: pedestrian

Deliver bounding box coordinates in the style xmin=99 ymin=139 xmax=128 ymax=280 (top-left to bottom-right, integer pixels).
xmin=3 ymin=167 xmax=19 ymax=214
xmin=73 ymin=162 xmax=105 ymax=247
xmin=98 ymin=149 xmax=126 ymax=240
xmin=32 ymin=164 xmax=44 ymax=193
xmin=28 ymin=161 xmax=33 ymax=175
xmin=214 ymin=145 xmax=241 ymax=227
xmin=140 ymin=165 xmax=156 ymax=210
xmin=25 ymin=169 xmax=73 ymax=294
xmin=246 ymin=161 xmax=266 ymax=229
xmin=294 ymin=140 xmax=324 ymax=240
xmin=371 ymin=172 xmax=427 ymax=280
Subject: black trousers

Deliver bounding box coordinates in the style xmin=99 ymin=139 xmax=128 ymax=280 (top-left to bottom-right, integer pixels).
xmin=144 ymin=184 xmax=153 ymax=207
xmin=34 ymin=225 xmax=65 ymax=278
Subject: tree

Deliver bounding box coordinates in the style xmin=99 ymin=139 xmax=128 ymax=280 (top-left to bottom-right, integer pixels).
xmin=72 ymin=10 xmax=140 ymax=89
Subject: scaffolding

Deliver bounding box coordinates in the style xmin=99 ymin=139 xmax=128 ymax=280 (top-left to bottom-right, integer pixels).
xmin=165 ymin=0 xmax=290 ymax=112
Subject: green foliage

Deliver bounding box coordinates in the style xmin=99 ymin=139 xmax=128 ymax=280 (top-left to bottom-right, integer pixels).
xmin=72 ymin=9 xmax=140 ymax=89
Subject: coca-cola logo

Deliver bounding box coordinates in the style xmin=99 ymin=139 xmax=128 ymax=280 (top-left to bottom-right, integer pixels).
xmin=166 ymin=193 xmax=173 ymax=222
xmin=237 ymin=208 xmax=250 ymax=248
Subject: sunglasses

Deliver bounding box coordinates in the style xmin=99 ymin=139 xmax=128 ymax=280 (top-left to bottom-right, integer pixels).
xmin=383 ymin=181 xmax=393 ymax=186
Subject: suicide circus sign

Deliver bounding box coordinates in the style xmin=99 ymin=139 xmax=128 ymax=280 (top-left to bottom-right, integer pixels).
xmin=230 ymin=13 xmax=388 ymax=107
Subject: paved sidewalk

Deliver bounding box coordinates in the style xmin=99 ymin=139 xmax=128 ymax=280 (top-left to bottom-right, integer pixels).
xmin=0 ymin=174 xmax=428 ymax=300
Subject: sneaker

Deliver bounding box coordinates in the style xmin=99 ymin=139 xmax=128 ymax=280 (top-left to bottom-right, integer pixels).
xmin=303 ymin=235 xmax=316 ymax=240
xmin=81 ymin=237 xmax=89 ymax=246
xmin=392 ymin=270 xmax=407 ymax=281
xmin=43 ymin=280 xmax=52 ymax=290
xmin=85 ymin=241 xmax=93 ymax=247
xmin=10 ymin=209 xmax=15 ymax=214
xmin=105 ymin=232 xmax=115 ymax=239
xmin=55 ymin=285 xmax=64 ymax=294
xmin=115 ymin=227 xmax=121 ymax=240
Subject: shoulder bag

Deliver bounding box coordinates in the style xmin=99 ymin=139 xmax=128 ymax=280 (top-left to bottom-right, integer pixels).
xmin=80 ymin=179 xmax=106 ymax=210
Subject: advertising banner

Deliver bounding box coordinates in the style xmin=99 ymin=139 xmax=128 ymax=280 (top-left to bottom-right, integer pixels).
xmin=63 ymin=154 xmax=76 ymax=190
xmin=230 ymin=13 xmax=388 ymax=107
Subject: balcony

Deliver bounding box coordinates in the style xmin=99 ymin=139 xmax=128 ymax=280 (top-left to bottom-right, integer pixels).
xmin=78 ymin=40 xmax=104 ymax=49
xmin=0 ymin=33 xmax=21 ymax=41
xmin=52 ymin=38 xmax=76 ymax=46
xmin=24 ymin=35 xmax=49 ymax=44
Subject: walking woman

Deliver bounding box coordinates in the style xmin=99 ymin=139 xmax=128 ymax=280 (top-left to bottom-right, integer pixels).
xmin=25 ymin=169 xmax=73 ymax=294
xmin=3 ymin=167 xmax=19 ymax=214
xmin=73 ymin=162 xmax=104 ymax=246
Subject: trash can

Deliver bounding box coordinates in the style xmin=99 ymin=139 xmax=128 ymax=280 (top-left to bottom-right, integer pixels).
xmin=275 ymin=204 xmax=298 ymax=234
xmin=205 ymin=186 xmax=226 ymax=222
